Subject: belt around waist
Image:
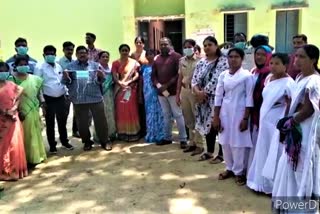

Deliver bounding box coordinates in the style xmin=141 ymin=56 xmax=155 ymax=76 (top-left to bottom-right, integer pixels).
xmin=44 ymin=94 xmax=65 ymax=99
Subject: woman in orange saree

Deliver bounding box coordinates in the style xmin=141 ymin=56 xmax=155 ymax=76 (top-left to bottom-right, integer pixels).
xmin=112 ymin=44 xmax=141 ymax=142
xmin=0 ymin=70 xmax=28 ymax=181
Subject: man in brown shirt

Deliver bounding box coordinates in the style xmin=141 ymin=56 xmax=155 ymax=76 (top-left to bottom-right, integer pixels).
xmin=86 ymin=32 xmax=102 ymax=62
xmin=288 ymin=34 xmax=307 ymax=79
xmin=152 ymin=37 xmax=187 ymax=147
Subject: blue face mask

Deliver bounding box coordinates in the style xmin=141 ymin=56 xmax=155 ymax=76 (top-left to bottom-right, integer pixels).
xmin=183 ymin=48 xmax=194 ymax=57
xmin=0 ymin=72 xmax=9 ymax=80
xmin=76 ymin=70 xmax=89 ymax=79
xmin=16 ymin=65 xmax=30 ymax=74
xmin=16 ymin=46 xmax=28 ymax=55
xmin=45 ymin=55 xmax=56 ymax=64
xmin=234 ymin=42 xmax=247 ymax=50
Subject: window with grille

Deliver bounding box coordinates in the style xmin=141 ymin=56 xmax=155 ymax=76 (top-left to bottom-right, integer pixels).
xmin=224 ymin=13 xmax=248 ymax=43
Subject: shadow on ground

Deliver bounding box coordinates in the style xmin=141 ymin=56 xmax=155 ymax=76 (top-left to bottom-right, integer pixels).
xmin=0 ymin=136 xmax=271 ymax=214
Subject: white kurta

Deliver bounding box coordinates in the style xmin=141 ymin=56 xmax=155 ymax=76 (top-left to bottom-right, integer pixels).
xmin=215 ymin=67 xmax=254 ymax=147
xmin=247 ymin=76 xmax=296 ymax=194
xmin=272 ymin=74 xmax=320 ymax=212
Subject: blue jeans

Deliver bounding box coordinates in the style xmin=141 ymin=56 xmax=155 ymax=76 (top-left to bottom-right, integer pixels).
xmin=158 ymin=95 xmax=187 ymax=142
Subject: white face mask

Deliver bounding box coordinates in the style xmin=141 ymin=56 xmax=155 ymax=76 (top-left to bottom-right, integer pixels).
xmin=183 ymin=48 xmax=194 ymax=57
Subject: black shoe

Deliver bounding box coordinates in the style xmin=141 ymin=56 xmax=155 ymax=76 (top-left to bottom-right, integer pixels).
xmin=83 ymin=143 xmax=92 ymax=151
xmin=49 ymin=146 xmax=57 ymax=154
xmin=89 ymin=140 xmax=95 ymax=146
xmin=72 ymin=132 xmax=80 ymax=138
xmin=62 ymin=142 xmax=74 ymax=150
xmin=156 ymin=140 xmax=173 ymax=146
xmin=180 ymin=141 xmax=188 ymax=149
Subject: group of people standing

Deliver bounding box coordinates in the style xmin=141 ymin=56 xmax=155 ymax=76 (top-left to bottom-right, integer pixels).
xmin=0 ymin=31 xmax=320 ymax=212
xmin=196 ymin=33 xmax=320 ymax=213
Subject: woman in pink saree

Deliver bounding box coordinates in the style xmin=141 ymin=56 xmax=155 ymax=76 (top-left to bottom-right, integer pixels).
xmin=0 ymin=69 xmax=28 ymax=181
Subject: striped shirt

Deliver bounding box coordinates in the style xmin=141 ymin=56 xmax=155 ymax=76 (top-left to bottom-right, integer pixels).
xmin=64 ymin=60 xmax=104 ymax=104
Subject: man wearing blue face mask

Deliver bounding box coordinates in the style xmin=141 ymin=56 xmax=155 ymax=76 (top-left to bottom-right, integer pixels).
xmin=6 ymin=38 xmax=37 ymax=74
xmin=34 ymin=45 xmax=73 ymax=154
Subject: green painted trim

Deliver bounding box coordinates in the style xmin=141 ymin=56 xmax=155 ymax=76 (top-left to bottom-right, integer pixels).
xmin=271 ymin=2 xmax=309 ymax=9
xmin=220 ymin=7 xmax=255 ymax=12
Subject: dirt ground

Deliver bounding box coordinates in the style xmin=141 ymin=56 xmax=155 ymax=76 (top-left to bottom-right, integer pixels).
xmin=0 ymin=119 xmax=271 ymax=214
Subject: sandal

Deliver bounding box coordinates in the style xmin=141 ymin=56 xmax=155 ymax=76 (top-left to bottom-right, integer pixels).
xmin=102 ymin=143 xmax=112 ymax=151
xmin=183 ymin=145 xmax=197 ymax=153
xmin=198 ymin=153 xmax=213 ymax=161
xmin=191 ymin=147 xmax=204 ymax=156
xmin=235 ymin=175 xmax=246 ymax=186
xmin=106 ymin=144 xmax=112 ymax=151
xmin=209 ymin=156 xmax=224 ymax=164
xmin=218 ymin=170 xmax=234 ymax=180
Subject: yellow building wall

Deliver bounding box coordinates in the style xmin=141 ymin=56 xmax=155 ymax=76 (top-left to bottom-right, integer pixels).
xmin=184 ymin=0 xmax=277 ymax=46
xmin=0 ymin=0 xmax=136 ymax=61
xmin=1 ymin=0 xmax=318 ymax=61
xmin=184 ymin=0 xmax=318 ymax=48
xmin=300 ymin=0 xmax=320 ymax=47
xmin=247 ymin=2 xmax=276 ymax=47
xmin=135 ymin=0 xmax=185 ymax=17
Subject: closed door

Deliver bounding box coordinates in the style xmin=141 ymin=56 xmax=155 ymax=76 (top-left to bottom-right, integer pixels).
xmin=276 ymin=10 xmax=299 ymax=53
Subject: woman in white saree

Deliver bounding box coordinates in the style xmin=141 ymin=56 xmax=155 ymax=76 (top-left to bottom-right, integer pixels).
xmin=272 ymin=45 xmax=320 ymax=213
xmin=247 ymin=53 xmax=296 ymax=194
xmin=213 ymin=48 xmax=254 ymax=186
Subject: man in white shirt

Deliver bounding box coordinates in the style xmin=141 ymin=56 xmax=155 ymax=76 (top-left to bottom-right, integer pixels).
xmin=57 ymin=41 xmax=80 ymax=138
xmin=34 ymin=45 xmax=73 ymax=154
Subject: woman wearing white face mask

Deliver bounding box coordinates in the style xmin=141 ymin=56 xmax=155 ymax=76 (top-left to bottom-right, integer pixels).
xmin=176 ymin=39 xmax=203 ymax=155
xmin=8 ymin=56 xmax=47 ymax=167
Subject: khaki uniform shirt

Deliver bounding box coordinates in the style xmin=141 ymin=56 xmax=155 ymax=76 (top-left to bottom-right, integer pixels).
xmin=178 ymin=55 xmax=201 ymax=89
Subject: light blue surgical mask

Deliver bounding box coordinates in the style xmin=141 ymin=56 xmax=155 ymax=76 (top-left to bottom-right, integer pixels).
xmin=183 ymin=48 xmax=194 ymax=57
xmin=16 ymin=46 xmax=28 ymax=55
xmin=0 ymin=72 xmax=9 ymax=80
xmin=234 ymin=42 xmax=247 ymax=50
xmin=76 ymin=70 xmax=89 ymax=79
xmin=16 ymin=65 xmax=30 ymax=74
xmin=45 ymin=55 xmax=56 ymax=64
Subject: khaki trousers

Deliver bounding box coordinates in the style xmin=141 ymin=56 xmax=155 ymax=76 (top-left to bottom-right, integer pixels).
xmin=180 ymin=88 xmax=203 ymax=144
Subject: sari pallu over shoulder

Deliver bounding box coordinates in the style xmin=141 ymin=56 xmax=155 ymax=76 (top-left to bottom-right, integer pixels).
xmin=114 ymin=59 xmax=139 ymax=97
xmin=261 ymin=77 xmax=296 ymax=180
xmin=294 ymin=74 xmax=320 ymax=197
